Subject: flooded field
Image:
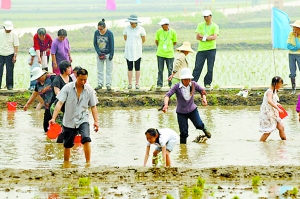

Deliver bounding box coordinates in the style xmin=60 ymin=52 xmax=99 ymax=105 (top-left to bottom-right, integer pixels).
xmin=1 ymin=105 xmax=300 ymax=198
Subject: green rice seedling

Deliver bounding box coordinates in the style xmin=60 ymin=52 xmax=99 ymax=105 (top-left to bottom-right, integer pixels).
xmin=196 ymin=177 xmax=206 ymax=189
xmin=192 ymin=186 xmax=203 ymax=198
xmin=93 ymin=186 xmax=100 ymax=196
xmin=166 ymin=193 xmax=174 ymax=199
xmin=183 ymin=185 xmax=190 ymax=195
xmin=287 ymin=187 xmax=299 ymax=197
xmin=251 ymin=176 xmax=261 ymax=186
xmin=78 ymin=177 xmax=91 ymax=187
xmin=232 ymin=196 xmax=240 ymax=199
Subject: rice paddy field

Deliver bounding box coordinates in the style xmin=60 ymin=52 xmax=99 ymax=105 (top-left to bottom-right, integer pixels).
xmin=13 ymin=49 xmax=289 ymax=90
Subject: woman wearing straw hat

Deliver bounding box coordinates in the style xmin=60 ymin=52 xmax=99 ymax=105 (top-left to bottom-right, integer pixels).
xmin=123 ymin=14 xmax=146 ymax=89
xmin=168 ymin=41 xmax=195 ymax=86
xmin=162 ymin=68 xmax=211 ymax=144
xmin=287 ymin=20 xmax=300 ymax=94
xmin=24 ymin=67 xmax=56 ymax=132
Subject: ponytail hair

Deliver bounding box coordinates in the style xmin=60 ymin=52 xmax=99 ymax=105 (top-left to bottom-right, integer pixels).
xmin=271 ymin=76 xmax=283 ymax=93
xmin=98 ymin=19 xmax=106 ymax=28
xmin=145 ymin=128 xmax=160 ymax=143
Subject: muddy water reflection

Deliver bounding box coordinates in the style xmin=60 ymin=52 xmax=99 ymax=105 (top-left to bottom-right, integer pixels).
xmin=0 ymin=106 xmax=300 ymax=169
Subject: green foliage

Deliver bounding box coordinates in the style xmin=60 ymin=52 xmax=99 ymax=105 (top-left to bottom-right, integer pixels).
xmin=183 ymin=185 xmax=190 ymax=196
xmin=192 ymin=186 xmax=203 ymax=198
xmin=93 ymin=186 xmax=100 ymax=196
xmin=166 ymin=193 xmax=175 ymax=199
xmin=232 ymin=196 xmax=240 ymax=199
xmin=152 ymin=152 xmax=165 ymax=167
xmin=196 ymin=177 xmax=206 ymax=189
xmin=251 ymin=176 xmax=261 ymax=186
xmin=78 ymin=177 xmax=91 ymax=187
xmin=283 ymin=187 xmax=299 ymax=197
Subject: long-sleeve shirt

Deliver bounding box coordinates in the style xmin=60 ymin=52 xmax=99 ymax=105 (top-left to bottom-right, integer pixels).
xmin=165 ymin=81 xmax=206 ymax=114
xmin=33 ymin=33 xmax=52 ymax=56
xmin=93 ymin=29 xmax=114 ymax=59
xmin=287 ymin=32 xmax=300 ymax=54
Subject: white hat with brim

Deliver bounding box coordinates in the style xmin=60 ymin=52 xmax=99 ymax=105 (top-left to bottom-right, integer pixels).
xmin=180 ymin=68 xmax=194 ymax=80
xmin=126 ymin=14 xmax=141 ymax=23
xmin=176 ymin=41 xmax=195 ymax=53
xmin=3 ymin=21 xmax=14 ymax=30
xmin=158 ymin=18 xmax=170 ymax=25
xmin=30 ymin=67 xmax=46 ymax=81
xmin=29 ymin=47 xmax=36 ymax=56
xmin=290 ymin=20 xmax=300 ymax=28
xmin=203 ymin=10 xmax=212 ymax=17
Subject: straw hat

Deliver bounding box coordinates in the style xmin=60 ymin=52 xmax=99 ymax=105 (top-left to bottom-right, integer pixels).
xmin=290 ymin=20 xmax=300 ymax=28
xmin=126 ymin=14 xmax=140 ymax=23
xmin=180 ymin=68 xmax=194 ymax=80
xmin=176 ymin=41 xmax=195 ymax=53
xmin=3 ymin=21 xmax=13 ymax=30
xmin=30 ymin=67 xmax=46 ymax=81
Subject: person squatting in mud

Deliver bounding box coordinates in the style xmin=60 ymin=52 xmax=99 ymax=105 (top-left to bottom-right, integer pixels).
xmin=143 ymin=128 xmax=179 ymax=167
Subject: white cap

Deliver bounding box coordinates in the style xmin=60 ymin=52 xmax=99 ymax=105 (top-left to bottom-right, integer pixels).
xmin=3 ymin=21 xmax=14 ymax=30
xmin=203 ymin=10 xmax=212 ymax=17
xmin=158 ymin=18 xmax=170 ymax=25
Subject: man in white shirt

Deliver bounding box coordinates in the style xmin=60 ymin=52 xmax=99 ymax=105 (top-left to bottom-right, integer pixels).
xmin=0 ymin=21 xmax=20 ymax=90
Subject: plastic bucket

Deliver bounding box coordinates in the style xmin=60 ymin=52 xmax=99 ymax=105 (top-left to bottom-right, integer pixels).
xmin=278 ymin=105 xmax=288 ymax=119
xmin=7 ymin=102 xmax=17 ymax=111
xmin=47 ymin=124 xmax=62 ymax=139
xmin=74 ymin=134 xmax=82 ymax=144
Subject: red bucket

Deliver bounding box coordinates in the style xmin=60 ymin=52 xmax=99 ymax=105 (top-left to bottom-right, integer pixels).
xmin=7 ymin=102 xmax=17 ymax=111
xmin=278 ymin=105 xmax=288 ymax=119
xmin=74 ymin=134 xmax=82 ymax=144
xmin=47 ymin=123 xmax=62 ymax=139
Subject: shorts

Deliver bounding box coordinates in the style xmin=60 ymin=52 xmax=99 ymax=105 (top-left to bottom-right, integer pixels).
xmin=63 ymin=122 xmax=91 ymax=148
xmin=155 ymin=141 xmax=176 ymax=152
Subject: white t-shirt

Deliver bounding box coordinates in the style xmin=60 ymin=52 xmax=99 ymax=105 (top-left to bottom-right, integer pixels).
xmin=0 ymin=29 xmax=20 ymax=56
xmin=147 ymin=128 xmax=179 ymax=147
xmin=123 ymin=25 xmax=146 ymax=61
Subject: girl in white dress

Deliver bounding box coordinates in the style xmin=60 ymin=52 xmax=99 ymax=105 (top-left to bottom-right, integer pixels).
xmin=259 ymin=76 xmax=286 ymax=141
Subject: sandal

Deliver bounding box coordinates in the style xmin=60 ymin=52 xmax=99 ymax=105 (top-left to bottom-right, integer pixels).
xmin=135 ymin=84 xmax=140 ymax=89
xmin=128 ymin=84 xmax=132 ymax=89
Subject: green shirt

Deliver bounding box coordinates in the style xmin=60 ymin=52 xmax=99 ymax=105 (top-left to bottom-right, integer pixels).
xmin=155 ymin=28 xmax=177 ymax=58
xmin=195 ymin=22 xmax=219 ymax=51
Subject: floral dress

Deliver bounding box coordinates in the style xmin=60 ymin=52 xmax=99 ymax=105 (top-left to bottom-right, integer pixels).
xmin=259 ymin=89 xmax=280 ymax=133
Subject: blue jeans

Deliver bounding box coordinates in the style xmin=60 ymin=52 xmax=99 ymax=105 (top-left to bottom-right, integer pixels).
xmin=0 ymin=54 xmax=15 ymax=89
xmin=96 ymin=54 xmax=113 ymax=87
xmin=177 ymin=108 xmax=205 ymax=139
xmin=288 ymin=53 xmax=300 ymax=78
xmin=157 ymin=56 xmax=174 ymax=87
xmin=193 ymin=49 xmax=216 ymax=85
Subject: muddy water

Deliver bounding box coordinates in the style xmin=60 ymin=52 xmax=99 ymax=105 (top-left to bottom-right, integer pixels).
xmin=1 ymin=106 xmax=300 ymax=199
xmin=1 ymin=105 xmax=300 ymax=169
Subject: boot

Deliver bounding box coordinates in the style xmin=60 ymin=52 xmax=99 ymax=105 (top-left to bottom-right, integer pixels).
xmin=203 ymin=127 xmax=211 ymax=138
xmin=291 ymin=77 xmax=296 ymax=95
xmin=180 ymin=137 xmax=187 ymax=144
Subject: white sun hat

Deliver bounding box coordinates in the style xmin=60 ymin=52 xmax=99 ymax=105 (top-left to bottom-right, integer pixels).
xmin=30 ymin=67 xmax=46 ymax=81
xmin=176 ymin=41 xmax=195 ymax=53
xmin=126 ymin=14 xmax=140 ymax=23
xmin=180 ymin=68 xmax=194 ymax=80
xmin=290 ymin=20 xmax=300 ymax=28
xmin=29 ymin=47 xmax=36 ymax=56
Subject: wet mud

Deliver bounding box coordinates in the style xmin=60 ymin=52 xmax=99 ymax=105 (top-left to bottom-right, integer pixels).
xmin=1 ymin=165 xmax=300 ymax=198
xmin=2 ymin=89 xmax=298 ymax=108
